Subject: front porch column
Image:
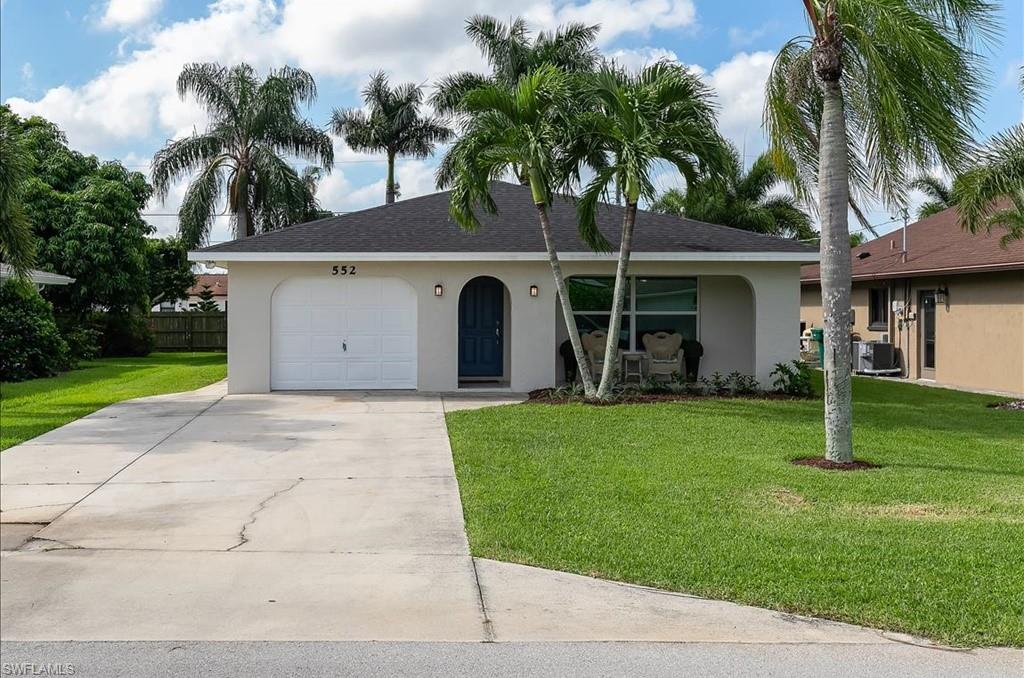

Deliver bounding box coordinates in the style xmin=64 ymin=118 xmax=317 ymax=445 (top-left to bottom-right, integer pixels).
xmin=745 ymin=265 xmax=802 ymax=386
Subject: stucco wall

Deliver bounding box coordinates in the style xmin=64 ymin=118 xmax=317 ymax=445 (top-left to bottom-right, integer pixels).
xmin=224 ymin=259 xmax=802 ymax=393
xmin=800 ymin=270 xmax=1024 ymax=395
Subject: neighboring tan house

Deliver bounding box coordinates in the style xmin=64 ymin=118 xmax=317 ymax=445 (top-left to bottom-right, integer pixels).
xmin=190 ymin=182 xmax=818 ymax=394
xmin=153 ymin=274 xmax=228 ymax=312
xmin=801 ymin=206 xmax=1024 ymax=396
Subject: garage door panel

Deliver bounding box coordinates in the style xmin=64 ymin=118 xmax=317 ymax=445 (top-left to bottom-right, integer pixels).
xmin=272 ymin=277 xmax=417 ymax=390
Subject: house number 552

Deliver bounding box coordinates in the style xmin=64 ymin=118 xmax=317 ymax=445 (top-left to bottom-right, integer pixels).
xmin=331 ymin=265 xmax=356 ymax=276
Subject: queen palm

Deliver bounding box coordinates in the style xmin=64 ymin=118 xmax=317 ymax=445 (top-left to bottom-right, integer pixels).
xmin=955 ymin=71 xmax=1024 ymax=244
xmin=437 ymin=65 xmax=601 ymax=398
xmin=0 ymin=112 xmax=35 ymax=276
xmin=573 ymin=62 xmax=725 ymax=398
xmin=431 ymin=15 xmax=599 ymax=118
xmin=652 ymin=146 xmax=815 ymax=240
xmin=331 ymin=72 xmax=451 ymax=205
xmin=765 ymin=0 xmax=995 ymax=463
xmin=152 ymin=63 xmax=334 ymax=248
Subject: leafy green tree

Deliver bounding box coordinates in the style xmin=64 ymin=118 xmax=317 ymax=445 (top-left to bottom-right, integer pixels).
xmin=152 ymin=63 xmax=334 ymax=247
xmin=651 ymin=146 xmax=815 ymax=240
xmin=190 ymin=284 xmax=220 ymax=313
xmin=0 ymin=279 xmax=71 ymax=381
xmin=0 ymin=109 xmax=36 ymax=277
xmin=572 ymin=62 xmax=725 ymax=398
xmin=331 ymin=73 xmax=451 ymax=205
xmin=2 ymin=106 xmax=153 ymax=317
xmin=438 ymin=65 xmax=601 ymax=397
xmin=431 ymin=15 xmax=600 ymax=118
xmin=146 ymin=237 xmax=195 ymax=307
xmin=764 ymin=0 xmax=994 ymax=463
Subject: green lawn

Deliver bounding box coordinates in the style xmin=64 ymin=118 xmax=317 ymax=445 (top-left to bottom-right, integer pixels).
xmin=446 ymin=377 xmax=1024 ymax=647
xmin=0 ymin=352 xmax=227 ymax=450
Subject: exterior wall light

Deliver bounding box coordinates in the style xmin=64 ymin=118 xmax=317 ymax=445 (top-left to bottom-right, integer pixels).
xmin=434 ymin=284 xmax=444 ymax=297
xmin=529 ymin=285 xmax=539 ymax=297
xmin=936 ymin=285 xmax=949 ymax=305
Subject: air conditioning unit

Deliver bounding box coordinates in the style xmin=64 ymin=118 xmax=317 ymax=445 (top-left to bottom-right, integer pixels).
xmin=852 ymin=341 xmax=901 ymax=375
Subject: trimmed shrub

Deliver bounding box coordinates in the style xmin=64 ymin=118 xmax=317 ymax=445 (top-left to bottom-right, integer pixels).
xmin=0 ymin=279 xmax=73 ymax=381
xmin=97 ymin=312 xmax=154 ymax=357
xmin=55 ymin=315 xmax=101 ymax=361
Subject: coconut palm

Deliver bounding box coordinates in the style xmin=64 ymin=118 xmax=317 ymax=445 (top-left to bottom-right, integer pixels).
xmin=431 ymin=15 xmax=599 ymax=118
xmin=0 ymin=113 xmax=35 ymax=276
xmin=331 ymin=73 xmax=451 ymax=205
xmin=152 ymin=63 xmax=334 ymax=248
xmin=437 ymin=65 xmax=601 ymax=398
xmin=765 ymin=0 xmax=995 ymax=463
xmin=954 ymin=71 xmax=1024 ymax=244
xmin=572 ymin=62 xmax=725 ymax=398
xmin=652 ymin=146 xmax=816 ymax=240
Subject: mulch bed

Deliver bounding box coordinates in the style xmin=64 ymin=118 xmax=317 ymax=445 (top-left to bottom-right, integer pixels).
xmin=791 ymin=457 xmax=880 ymax=471
xmin=526 ymin=389 xmax=809 ymax=405
xmin=988 ymin=400 xmax=1024 ymax=411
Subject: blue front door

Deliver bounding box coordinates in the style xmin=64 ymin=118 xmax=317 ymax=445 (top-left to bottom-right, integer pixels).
xmin=459 ymin=277 xmax=504 ymax=378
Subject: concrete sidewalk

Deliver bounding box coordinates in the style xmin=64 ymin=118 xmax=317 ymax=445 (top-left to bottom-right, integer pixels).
xmin=1 ymin=387 xmax=1018 ymax=672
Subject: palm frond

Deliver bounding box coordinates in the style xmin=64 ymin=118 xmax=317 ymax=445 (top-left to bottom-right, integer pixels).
xmin=150 ymin=132 xmax=228 ymax=199
xmin=177 ymin=160 xmax=224 ymax=248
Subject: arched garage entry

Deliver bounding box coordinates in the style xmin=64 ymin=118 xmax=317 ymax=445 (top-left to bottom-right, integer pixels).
xmin=271 ymin=276 xmax=417 ymax=390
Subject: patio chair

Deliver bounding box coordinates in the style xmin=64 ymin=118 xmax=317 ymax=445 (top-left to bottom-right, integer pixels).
xmin=642 ymin=331 xmax=683 ymax=380
xmin=581 ymin=331 xmax=620 ymax=379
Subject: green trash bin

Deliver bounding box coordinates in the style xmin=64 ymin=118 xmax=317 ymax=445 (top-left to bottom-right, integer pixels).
xmin=810 ymin=328 xmax=825 ymax=367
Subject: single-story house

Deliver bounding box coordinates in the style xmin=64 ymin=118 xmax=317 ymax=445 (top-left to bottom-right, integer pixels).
xmin=0 ymin=264 xmax=75 ymax=288
xmin=190 ymin=181 xmax=818 ymax=394
xmin=153 ymin=274 xmax=228 ymax=312
xmin=801 ymin=206 xmax=1024 ymax=396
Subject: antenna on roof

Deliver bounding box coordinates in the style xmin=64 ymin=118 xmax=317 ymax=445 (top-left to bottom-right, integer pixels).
xmin=892 ymin=206 xmax=909 ymax=263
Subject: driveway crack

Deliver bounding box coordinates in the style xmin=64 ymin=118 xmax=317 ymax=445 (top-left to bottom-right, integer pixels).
xmin=226 ymin=478 xmax=304 ymax=552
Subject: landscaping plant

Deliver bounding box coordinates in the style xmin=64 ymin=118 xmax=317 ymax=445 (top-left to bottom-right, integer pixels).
xmin=0 ymin=279 xmax=72 ymax=381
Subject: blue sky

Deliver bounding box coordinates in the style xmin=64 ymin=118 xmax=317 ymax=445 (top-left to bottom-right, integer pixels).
xmin=2 ymin=0 xmax=1021 ymax=244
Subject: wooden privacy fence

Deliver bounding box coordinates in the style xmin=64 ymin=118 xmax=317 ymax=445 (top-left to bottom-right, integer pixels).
xmin=149 ymin=312 xmax=227 ymax=351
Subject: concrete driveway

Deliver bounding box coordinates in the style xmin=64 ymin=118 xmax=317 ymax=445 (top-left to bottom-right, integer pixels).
xmin=1 ymin=385 xmax=1020 ymax=671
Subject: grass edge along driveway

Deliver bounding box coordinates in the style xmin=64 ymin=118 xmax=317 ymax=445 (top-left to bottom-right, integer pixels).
xmin=446 ymin=376 xmax=1023 ymax=648
xmin=1 ymin=352 xmax=227 ymax=450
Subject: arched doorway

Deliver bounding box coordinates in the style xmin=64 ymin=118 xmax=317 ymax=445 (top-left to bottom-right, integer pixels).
xmin=458 ymin=276 xmax=509 ymax=384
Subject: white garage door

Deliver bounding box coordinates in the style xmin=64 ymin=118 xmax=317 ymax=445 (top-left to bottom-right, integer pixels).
xmin=271 ymin=277 xmax=417 ymax=390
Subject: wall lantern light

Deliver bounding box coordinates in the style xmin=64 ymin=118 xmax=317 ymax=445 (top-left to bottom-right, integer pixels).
xmin=434 ymin=284 xmax=444 ymax=297
xmin=529 ymin=284 xmax=539 ymax=298
xmin=936 ymin=285 xmax=949 ymax=305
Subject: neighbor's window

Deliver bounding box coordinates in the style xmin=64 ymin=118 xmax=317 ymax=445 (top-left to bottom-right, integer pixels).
xmin=567 ymin=276 xmax=698 ymax=350
xmin=868 ymin=287 xmax=889 ymax=330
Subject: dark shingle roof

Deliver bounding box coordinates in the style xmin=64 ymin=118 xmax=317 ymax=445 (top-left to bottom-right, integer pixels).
xmin=198 ymin=181 xmax=817 ymax=255
xmin=801 ymin=202 xmax=1024 ymax=282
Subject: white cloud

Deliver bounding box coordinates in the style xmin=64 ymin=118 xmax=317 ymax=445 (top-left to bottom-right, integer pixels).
xmin=524 ymin=0 xmax=696 ymax=45
xmin=726 ymin=22 xmax=776 ymax=49
xmin=705 ymin=51 xmax=775 ymax=159
xmin=605 ymin=47 xmax=679 ymax=70
xmin=98 ymin=0 xmax=165 ymax=30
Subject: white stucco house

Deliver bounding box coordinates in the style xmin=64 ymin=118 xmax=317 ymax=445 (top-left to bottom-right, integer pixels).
xmin=190 ymin=182 xmax=818 ymax=394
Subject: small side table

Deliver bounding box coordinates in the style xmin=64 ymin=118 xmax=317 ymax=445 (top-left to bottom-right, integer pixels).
xmin=621 ymin=351 xmax=646 ymax=383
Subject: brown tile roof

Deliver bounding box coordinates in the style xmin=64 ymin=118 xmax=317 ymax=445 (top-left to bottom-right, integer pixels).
xmin=801 ymin=204 xmax=1024 ymax=282
xmin=188 ymin=274 xmax=227 ymax=297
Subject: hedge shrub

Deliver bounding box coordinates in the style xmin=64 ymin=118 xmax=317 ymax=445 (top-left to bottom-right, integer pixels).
xmin=97 ymin=312 xmax=154 ymax=357
xmin=0 ymin=279 xmax=73 ymax=381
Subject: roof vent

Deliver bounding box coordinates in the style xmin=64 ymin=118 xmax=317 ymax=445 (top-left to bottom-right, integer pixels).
xmin=857 ymin=251 xmax=872 ymax=260
xmin=890 ymin=240 xmax=896 ymax=250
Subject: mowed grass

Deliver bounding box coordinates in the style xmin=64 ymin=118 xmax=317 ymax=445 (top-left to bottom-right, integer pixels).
xmin=446 ymin=376 xmax=1024 ymax=647
xmin=0 ymin=352 xmax=227 ymax=449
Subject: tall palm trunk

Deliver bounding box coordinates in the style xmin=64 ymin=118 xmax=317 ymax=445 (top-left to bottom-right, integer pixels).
xmin=532 ymin=197 xmax=597 ymax=398
xmin=597 ymin=201 xmax=636 ymax=398
xmin=386 ymin=152 xmax=397 ymax=204
xmin=235 ymin=167 xmax=253 ymax=238
xmin=817 ymin=77 xmax=854 ymax=463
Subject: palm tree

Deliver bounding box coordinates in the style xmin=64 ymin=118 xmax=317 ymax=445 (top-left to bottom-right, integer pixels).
xmin=331 ymin=72 xmax=451 ymax=205
xmin=431 ymin=15 xmax=599 ymax=118
xmin=765 ymin=1 xmax=994 ymax=463
xmin=152 ymin=63 xmax=334 ymax=248
xmin=954 ymin=71 xmax=1024 ymax=245
xmin=910 ymin=174 xmax=957 ymax=219
xmin=651 ymin=146 xmax=816 ymax=240
xmin=437 ymin=65 xmax=601 ymax=398
xmin=0 ymin=113 xmax=35 ymax=276
xmin=572 ymin=62 xmax=725 ymax=398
